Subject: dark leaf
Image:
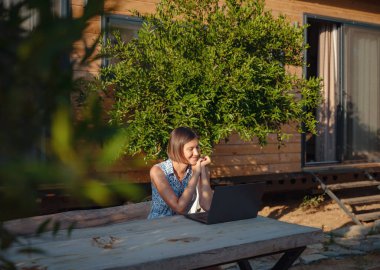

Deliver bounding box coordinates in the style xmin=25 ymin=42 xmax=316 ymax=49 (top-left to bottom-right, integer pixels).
xmin=67 ymin=222 xmax=77 ymax=237
xmin=35 ymin=219 xmax=51 ymax=236
xmin=17 ymin=247 xmax=45 ymax=255
xmin=52 ymin=221 xmax=60 ymax=237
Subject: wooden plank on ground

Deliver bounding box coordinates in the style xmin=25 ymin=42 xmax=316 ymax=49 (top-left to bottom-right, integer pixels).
xmin=356 ymin=211 xmax=380 ymax=222
xmin=341 ymin=194 xmax=380 ymax=205
xmin=327 ymin=180 xmax=380 ymax=191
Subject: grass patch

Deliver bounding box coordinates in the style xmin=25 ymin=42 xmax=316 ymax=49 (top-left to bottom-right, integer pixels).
xmin=300 ymin=194 xmax=325 ymax=210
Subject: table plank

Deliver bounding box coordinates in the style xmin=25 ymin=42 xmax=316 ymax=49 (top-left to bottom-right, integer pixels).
xmin=6 ymin=216 xmax=323 ymax=270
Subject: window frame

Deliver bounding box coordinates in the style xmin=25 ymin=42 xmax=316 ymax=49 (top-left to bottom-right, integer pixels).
xmin=101 ymin=14 xmax=143 ymax=67
xmin=58 ymin=0 xmax=71 ymax=18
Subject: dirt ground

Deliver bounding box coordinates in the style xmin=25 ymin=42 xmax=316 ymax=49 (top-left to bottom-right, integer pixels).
xmin=258 ymin=195 xmax=380 ymax=270
xmin=259 ymin=196 xmax=354 ymax=232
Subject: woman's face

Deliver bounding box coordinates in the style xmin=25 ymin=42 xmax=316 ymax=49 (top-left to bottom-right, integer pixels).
xmin=183 ymin=139 xmax=200 ymax=165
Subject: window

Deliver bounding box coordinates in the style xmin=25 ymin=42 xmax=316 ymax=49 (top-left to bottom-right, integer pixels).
xmin=53 ymin=0 xmax=70 ymax=18
xmin=344 ymin=26 xmax=380 ymax=161
xmin=304 ymin=16 xmax=380 ymax=165
xmin=102 ymin=14 xmax=142 ymax=66
xmin=4 ymin=0 xmax=70 ymax=31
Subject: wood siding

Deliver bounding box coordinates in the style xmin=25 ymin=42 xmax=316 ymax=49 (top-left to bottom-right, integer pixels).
xmin=72 ymin=0 xmax=380 ymax=183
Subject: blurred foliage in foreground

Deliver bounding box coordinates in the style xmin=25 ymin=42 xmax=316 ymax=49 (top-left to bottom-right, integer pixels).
xmin=0 ymin=0 xmax=144 ymax=230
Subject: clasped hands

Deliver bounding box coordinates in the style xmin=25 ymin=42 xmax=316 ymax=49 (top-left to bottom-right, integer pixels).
xmin=192 ymin=156 xmax=211 ymax=176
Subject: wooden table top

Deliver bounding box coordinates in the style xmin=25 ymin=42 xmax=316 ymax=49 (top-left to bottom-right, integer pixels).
xmin=7 ymin=215 xmax=323 ymax=270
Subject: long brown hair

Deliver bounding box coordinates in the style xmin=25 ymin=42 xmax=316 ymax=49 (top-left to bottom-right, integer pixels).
xmin=167 ymin=127 xmax=199 ymax=163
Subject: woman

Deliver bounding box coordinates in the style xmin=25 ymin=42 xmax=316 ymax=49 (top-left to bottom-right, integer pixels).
xmin=148 ymin=127 xmax=213 ymax=219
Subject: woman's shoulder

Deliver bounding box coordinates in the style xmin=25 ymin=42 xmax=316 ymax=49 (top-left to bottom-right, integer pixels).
xmin=150 ymin=160 xmax=173 ymax=186
xmin=150 ymin=159 xmax=171 ymax=176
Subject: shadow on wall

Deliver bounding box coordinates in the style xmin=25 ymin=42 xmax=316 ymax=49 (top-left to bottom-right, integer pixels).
xmin=345 ymin=101 xmax=380 ymax=161
xmin=306 ymin=99 xmax=380 ymax=163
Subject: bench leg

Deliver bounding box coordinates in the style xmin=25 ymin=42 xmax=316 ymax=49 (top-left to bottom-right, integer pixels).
xmin=271 ymin=246 xmax=306 ymax=270
xmin=237 ymin=259 xmax=252 ymax=270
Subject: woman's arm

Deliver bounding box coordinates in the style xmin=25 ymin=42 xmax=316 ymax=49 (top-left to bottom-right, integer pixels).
xmin=150 ymin=160 xmax=201 ymax=215
xmin=198 ymin=156 xmax=213 ymax=211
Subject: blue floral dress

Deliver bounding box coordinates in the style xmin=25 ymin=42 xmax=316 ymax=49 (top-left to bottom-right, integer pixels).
xmin=148 ymin=159 xmax=193 ymax=219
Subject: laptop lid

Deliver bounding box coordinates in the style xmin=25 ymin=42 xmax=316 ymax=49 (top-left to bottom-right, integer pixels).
xmin=186 ymin=182 xmax=265 ymax=224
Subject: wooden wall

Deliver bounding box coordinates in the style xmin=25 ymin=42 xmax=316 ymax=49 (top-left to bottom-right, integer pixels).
xmin=71 ymin=0 xmax=380 ymax=183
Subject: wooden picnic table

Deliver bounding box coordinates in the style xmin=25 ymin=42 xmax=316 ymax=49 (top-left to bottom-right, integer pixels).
xmin=6 ymin=215 xmax=323 ymax=270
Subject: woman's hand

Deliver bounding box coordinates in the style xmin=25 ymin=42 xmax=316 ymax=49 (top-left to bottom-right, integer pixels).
xmin=200 ymin=156 xmax=211 ymax=167
xmin=191 ymin=158 xmax=203 ymax=176
xmin=198 ymin=156 xmax=213 ymax=211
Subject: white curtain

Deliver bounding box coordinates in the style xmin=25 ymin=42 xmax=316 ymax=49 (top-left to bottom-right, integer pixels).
xmin=315 ymin=24 xmax=338 ymax=162
xmin=345 ymin=26 xmax=380 ymax=161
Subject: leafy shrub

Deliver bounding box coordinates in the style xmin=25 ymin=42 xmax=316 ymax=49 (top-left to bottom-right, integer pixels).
xmin=300 ymin=194 xmax=325 ymax=210
xmin=98 ymin=0 xmax=322 ymax=160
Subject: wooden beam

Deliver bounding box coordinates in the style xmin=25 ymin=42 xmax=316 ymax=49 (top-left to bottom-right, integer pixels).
xmin=327 ymin=180 xmax=380 ymax=191
xmin=356 ymin=211 xmax=380 ymax=222
xmin=341 ymin=194 xmax=380 ymax=205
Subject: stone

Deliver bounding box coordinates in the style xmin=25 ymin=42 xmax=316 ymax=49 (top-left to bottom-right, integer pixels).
xmin=356 ymin=243 xmax=378 ymax=252
xmin=302 ymin=245 xmax=324 ymax=255
xmin=367 ymin=234 xmax=380 ymax=240
xmin=330 ymin=226 xmax=350 ymax=237
xmin=248 ymin=254 xmax=282 ymax=269
xmin=345 ymin=225 xmax=372 ymax=239
xmin=372 ymin=220 xmax=380 ymax=233
xmin=307 ymin=243 xmax=324 ymax=250
xmin=221 ymin=263 xmax=239 ymax=270
xmin=299 ymin=254 xmax=328 ymax=264
xmin=334 ymin=237 xmax=361 ymax=247
xmin=322 ymin=246 xmax=365 ymax=257
xmin=373 ymin=241 xmax=380 ymax=250
xmin=324 ymin=243 xmax=350 ymax=253
xmin=331 ymin=224 xmax=372 ymax=239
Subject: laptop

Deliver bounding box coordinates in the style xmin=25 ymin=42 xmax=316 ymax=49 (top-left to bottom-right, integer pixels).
xmin=185 ymin=182 xmax=265 ymax=225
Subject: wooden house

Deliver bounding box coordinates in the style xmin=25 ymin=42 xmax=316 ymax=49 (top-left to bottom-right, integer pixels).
xmin=70 ymin=0 xmax=380 ymax=194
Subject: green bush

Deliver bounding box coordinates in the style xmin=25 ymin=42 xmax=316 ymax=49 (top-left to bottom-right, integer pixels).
xmin=98 ymin=0 xmax=322 ymax=160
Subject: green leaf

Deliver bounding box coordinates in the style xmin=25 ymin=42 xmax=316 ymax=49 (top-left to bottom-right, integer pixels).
xmin=67 ymin=222 xmax=77 ymax=238
xmin=51 ymin=107 xmax=76 ymax=165
xmin=0 ymin=226 xmax=17 ymax=251
xmin=52 ymin=221 xmax=61 ymax=237
xmin=36 ymin=218 xmax=52 ymax=236
xmin=98 ymin=129 xmax=130 ymax=166
xmin=84 ymin=180 xmax=113 ymax=206
xmin=17 ymin=247 xmax=45 ymax=255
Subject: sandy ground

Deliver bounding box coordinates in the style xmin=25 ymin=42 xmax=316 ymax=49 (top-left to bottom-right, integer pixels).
xmin=257 ymin=196 xmax=380 ymax=270
xmin=259 ymin=198 xmax=354 ymax=232
xmin=259 ymin=196 xmax=380 ymax=232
